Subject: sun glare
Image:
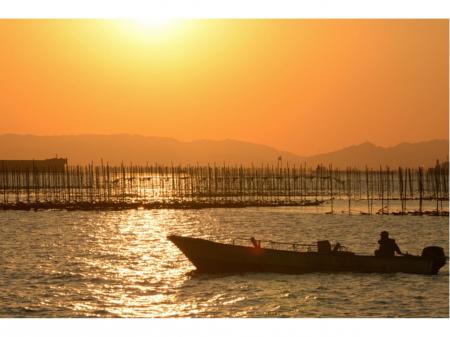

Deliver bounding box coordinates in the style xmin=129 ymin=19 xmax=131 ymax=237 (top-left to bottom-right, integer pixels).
xmin=117 ymin=17 xmax=179 ymax=44
xmin=134 ymin=17 xmax=173 ymax=30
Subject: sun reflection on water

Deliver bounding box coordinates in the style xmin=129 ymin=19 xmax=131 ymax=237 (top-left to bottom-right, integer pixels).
xmin=56 ymin=209 xmax=194 ymax=317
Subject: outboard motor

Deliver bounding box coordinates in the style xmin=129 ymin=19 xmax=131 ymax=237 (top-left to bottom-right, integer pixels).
xmin=317 ymin=240 xmax=331 ymax=253
xmin=421 ymin=246 xmax=446 ymax=274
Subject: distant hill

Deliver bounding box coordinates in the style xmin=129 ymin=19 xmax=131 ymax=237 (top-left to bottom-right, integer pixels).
xmin=0 ymin=134 xmax=303 ymax=166
xmin=307 ymin=140 xmax=449 ymax=168
xmin=0 ymin=134 xmax=447 ymax=168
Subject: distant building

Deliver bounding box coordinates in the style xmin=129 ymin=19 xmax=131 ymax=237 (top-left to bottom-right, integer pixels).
xmin=0 ymin=158 xmax=68 ymax=172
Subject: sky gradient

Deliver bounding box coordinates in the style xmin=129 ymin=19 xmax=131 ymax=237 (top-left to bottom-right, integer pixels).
xmin=0 ymin=19 xmax=448 ymax=156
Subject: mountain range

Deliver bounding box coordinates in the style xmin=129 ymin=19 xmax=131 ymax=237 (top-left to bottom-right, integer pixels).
xmin=0 ymin=134 xmax=447 ymax=168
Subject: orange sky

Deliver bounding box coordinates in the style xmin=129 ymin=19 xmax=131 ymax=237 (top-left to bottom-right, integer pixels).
xmin=0 ymin=19 xmax=448 ymax=156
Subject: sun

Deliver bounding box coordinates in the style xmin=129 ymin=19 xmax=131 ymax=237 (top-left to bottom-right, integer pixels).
xmin=116 ymin=17 xmax=178 ymax=43
xmin=133 ymin=17 xmax=173 ymax=30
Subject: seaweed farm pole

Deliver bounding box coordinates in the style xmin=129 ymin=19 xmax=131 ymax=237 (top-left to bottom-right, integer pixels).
xmin=365 ymin=166 xmax=370 ymax=214
xmin=262 ymin=163 xmax=267 ymax=203
xmin=438 ymin=161 xmax=444 ymax=212
xmin=403 ymin=167 xmax=408 ymax=213
xmin=442 ymin=162 xmax=448 ymax=208
xmin=426 ymin=167 xmax=432 ymax=205
xmin=264 ymin=165 xmax=269 ymax=203
xmin=11 ymin=168 xmax=16 ymax=203
xmin=57 ymin=167 xmax=62 ymax=202
xmin=39 ymin=164 xmax=43 ymax=203
xmin=291 ymin=164 xmax=296 ymax=204
xmin=14 ymin=168 xmax=20 ymax=204
xmin=25 ymin=167 xmax=30 ymax=204
xmin=178 ymin=164 xmax=183 ymax=202
xmin=99 ymin=159 xmax=104 ymax=202
xmin=299 ymin=164 xmax=303 ymax=202
xmin=305 ymin=163 xmax=309 ymax=202
xmin=40 ymin=168 xmax=45 ymax=202
xmin=314 ymin=166 xmax=318 ymax=201
xmin=20 ymin=168 xmax=24 ymax=203
xmin=434 ymin=161 xmax=441 ymax=214
xmin=443 ymin=161 xmax=449 ymax=201
xmin=77 ymin=165 xmax=81 ymax=202
xmin=385 ymin=167 xmax=390 ymax=215
xmin=271 ymin=164 xmax=278 ymax=204
xmin=7 ymin=166 xmax=11 ymax=203
xmin=64 ymin=166 xmax=68 ymax=204
xmin=346 ymin=167 xmax=351 ymax=215
xmin=318 ymin=164 xmax=323 ymax=201
xmin=170 ymin=163 xmax=175 ymax=201
xmin=252 ymin=163 xmax=257 ymax=203
xmin=408 ymin=168 xmax=413 ymax=200
xmin=55 ymin=167 xmax=60 ymax=203
xmin=1 ymin=163 xmax=4 ymax=204
xmin=329 ymin=164 xmax=334 ymax=214
xmin=47 ymin=168 xmax=51 ymax=203
xmin=6 ymin=169 xmax=14 ymax=202
xmin=303 ymin=163 xmax=307 ymax=202
xmin=391 ymin=168 xmax=395 ymax=212
xmin=107 ymin=163 xmax=111 ymax=202
xmin=398 ymin=167 xmax=402 ymax=214
xmin=57 ymin=167 xmax=62 ymax=203
xmin=369 ymin=168 xmax=374 ymax=214
xmin=2 ymin=165 xmax=5 ymax=204
xmin=121 ymin=162 xmax=125 ymax=203
xmin=252 ymin=164 xmax=256 ymax=203
xmin=95 ymin=164 xmax=100 ymax=203
xmin=185 ymin=164 xmax=191 ymax=202
xmin=287 ymin=162 xmax=291 ymax=202
xmin=379 ymin=166 xmax=384 ymax=215
xmin=358 ymin=169 xmax=362 ymax=200
xmin=398 ymin=167 xmax=405 ymax=214
xmin=418 ymin=166 xmax=424 ymax=215
xmin=238 ymin=165 xmax=243 ymax=202
xmin=337 ymin=168 xmax=342 ymax=200
xmin=259 ymin=164 xmax=263 ymax=203
xmin=65 ymin=167 xmax=70 ymax=203
xmin=89 ymin=162 xmax=94 ymax=204
xmin=151 ymin=164 xmax=156 ymax=200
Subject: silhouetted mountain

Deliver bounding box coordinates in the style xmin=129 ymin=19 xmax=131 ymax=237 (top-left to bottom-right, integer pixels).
xmin=306 ymin=140 xmax=449 ymax=168
xmin=0 ymin=134 xmax=302 ymax=166
xmin=0 ymin=134 xmax=447 ymax=168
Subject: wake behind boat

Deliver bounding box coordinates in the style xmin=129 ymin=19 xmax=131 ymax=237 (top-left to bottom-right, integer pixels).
xmin=168 ymin=235 xmax=446 ymax=275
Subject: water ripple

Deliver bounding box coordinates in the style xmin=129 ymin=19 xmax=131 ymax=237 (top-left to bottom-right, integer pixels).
xmin=0 ymin=207 xmax=448 ymax=317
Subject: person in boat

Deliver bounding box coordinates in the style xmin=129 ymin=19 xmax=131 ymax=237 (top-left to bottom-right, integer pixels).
xmin=333 ymin=242 xmax=342 ymax=252
xmin=375 ymin=231 xmax=403 ymax=257
xmin=250 ymin=237 xmax=261 ymax=248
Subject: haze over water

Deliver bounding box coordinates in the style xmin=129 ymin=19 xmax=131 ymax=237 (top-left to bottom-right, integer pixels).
xmin=1 ymin=202 xmax=447 ymax=317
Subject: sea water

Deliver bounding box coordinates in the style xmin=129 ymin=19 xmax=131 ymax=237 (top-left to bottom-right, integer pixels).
xmin=0 ymin=202 xmax=448 ymax=317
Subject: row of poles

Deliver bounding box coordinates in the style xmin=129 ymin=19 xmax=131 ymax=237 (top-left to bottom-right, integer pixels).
xmin=0 ymin=161 xmax=448 ymax=213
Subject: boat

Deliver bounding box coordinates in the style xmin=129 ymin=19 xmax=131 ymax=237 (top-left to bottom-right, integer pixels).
xmin=168 ymin=235 xmax=446 ymax=275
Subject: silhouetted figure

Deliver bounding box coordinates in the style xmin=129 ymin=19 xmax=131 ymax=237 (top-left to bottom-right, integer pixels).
xmin=375 ymin=231 xmax=403 ymax=257
xmin=333 ymin=242 xmax=342 ymax=252
xmin=250 ymin=237 xmax=261 ymax=248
